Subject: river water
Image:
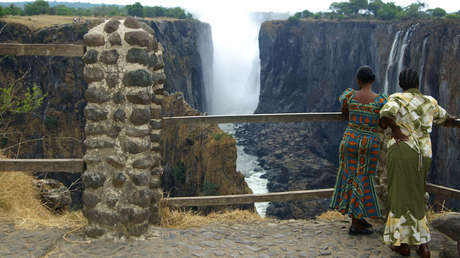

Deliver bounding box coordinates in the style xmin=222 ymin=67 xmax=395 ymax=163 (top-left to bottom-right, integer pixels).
xmin=219 ymin=124 xmax=268 ymax=217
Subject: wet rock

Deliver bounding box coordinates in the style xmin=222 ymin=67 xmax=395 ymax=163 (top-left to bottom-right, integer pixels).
xmin=82 ymin=49 xmax=98 ymax=64
xmin=82 ymin=191 xmax=101 ymax=208
xmin=152 ymin=70 xmax=166 ymax=85
xmin=120 ymin=137 xmax=149 ymax=154
xmin=432 ymin=213 xmax=460 ymax=241
xmin=113 ymin=109 xmax=126 ymax=122
xmin=149 ymin=53 xmax=164 ymax=70
xmin=129 ymin=170 xmax=150 ymax=186
xmin=123 ymin=69 xmax=153 ymax=87
xmin=82 ymin=171 xmax=106 ymax=189
xmin=106 ymin=73 xmax=119 ymax=88
xmin=84 ymin=33 xmax=105 ymax=46
xmin=85 ymin=87 xmax=110 ymax=103
xmin=84 ymin=67 xmax=104 ymax=83
xmin=85 ymin=207 xmax=119 ymax=226
xmin=105 ymin=155 xmax=125 ymax=169
xmin=33 ymin=179 xmax=72 ymax=212
xmin=132 ymin=154 xmax=154 ymax=169
xmin=128 ymin=188 xmax=153 ymax=207
xmin=126 ymin=48 xmax=150 ymax=66
xmin=85 ymin=224 xmax=106 ymax=238
xmin=100 ymin=49 xmax=119 ymax=65
xmin=84 ymin=137 xmax=114 ymax=149
xmin=104 ymin=19 xmax=120 ymax=33
xmin=108 ymin=32 xmax=122 ymax=46
xmin=126 ymin=89 xmax=150 ymax=105
xmin=85 ymin=106 xmax=108 ymax=122
xmin=130 ymin=107 xmax=151 ymax=126
xmin=113 ymin=172 xmax=127 ymax=187
xmin=124 ymin=16 xmax=141 ymax=29
xmin=113 ymin=91 xmax=124 ymax=104
xmin=124 ymin=31 xmax=153 ymax=49
xmin=126 ymin=127 xmax=151 ymax=138
xmin=119 ymin=205 xmax=150 ymax=224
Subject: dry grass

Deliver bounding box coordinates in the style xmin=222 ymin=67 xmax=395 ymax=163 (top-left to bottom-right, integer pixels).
xmin=161 ymin=207 xmax=264 ymax=229
xmin=0 ymin=15 xmax=95 ymax=30
xmin=316 ymin=210 xmax=349 ymax=221
xmin=0 ymin=154 xmax=87 ymax=230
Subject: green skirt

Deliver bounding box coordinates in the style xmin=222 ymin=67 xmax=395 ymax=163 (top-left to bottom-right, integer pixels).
xmin=384 ymin=142 xmax=432 ymax=246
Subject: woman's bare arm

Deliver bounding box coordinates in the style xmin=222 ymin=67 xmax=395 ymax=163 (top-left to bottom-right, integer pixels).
xmin=380 ymin=117 xmax=408 ymax=143
xmin=341 ymin=102 xmax=349 ymax=120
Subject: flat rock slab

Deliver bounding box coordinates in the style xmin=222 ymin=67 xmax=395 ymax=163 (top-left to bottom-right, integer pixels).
xmin=0 ymin=223 xmax=66 ymax=257
xmin=431 ymin=212 xmax=460 ymax=241
xmin=0 ymin=219 xmax=456 ymax=257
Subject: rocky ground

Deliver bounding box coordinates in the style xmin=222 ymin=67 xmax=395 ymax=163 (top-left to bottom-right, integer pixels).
xmin=1 ymin=218 xmax=457 ymax=258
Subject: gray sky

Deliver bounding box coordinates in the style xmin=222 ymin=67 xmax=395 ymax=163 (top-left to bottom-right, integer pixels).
xmin=1 ymin=0 xmax=460 ymax=13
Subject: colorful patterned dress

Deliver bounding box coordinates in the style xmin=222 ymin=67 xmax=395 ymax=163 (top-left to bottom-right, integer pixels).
xmin=330 ymin=88 xmax=387 ymax=219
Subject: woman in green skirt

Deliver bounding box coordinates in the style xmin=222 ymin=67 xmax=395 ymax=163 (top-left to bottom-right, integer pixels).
xmin=380 ymin=69 xmax=457 ymax=257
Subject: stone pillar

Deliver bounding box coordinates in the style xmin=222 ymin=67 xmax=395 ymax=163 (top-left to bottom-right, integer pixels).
xmin=81 ymin=17 xmax=165 ymax=238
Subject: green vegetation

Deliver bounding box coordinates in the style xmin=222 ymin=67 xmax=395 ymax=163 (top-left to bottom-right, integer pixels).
xmin=0 ymin=0 xmax=193 ymax=19
xmin=290 ymin=0 xmax=460 ymax=21
xmin=213 ymin=132 xmax=229 ymax=141
xmin=0 ymin=83 xmax=45 ymax=121
xmin=201 ymin=181 xmax=219 ymax=196
xmin=173 ymin=164 xmax=186 ymax=183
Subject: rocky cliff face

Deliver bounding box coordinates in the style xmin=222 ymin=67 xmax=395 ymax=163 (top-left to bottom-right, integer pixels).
xmin=0 ymin=19 xmax=243 ymax=209
xmin=161 ymin=92 xmax=253 ymax=212
xmin=146 ymin=19 xmax=212 ymax=112
xmin=238 ymin=19 xmax=460 ymax=218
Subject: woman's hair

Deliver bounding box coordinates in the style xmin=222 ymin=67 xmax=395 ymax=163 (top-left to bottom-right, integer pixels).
xmin=356 ymin=66 xmax=376 ymax=84
xmin=399 ymin=68 xmax=419 ymax=90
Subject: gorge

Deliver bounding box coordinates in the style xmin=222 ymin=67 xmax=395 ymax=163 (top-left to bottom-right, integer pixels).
xmin=0 ymin=17 xmax=459 ymax=220
xmin=237 ymin=19 xmax=460 ymax=218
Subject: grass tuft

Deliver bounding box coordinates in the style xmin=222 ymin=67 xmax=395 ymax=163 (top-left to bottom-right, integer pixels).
xmin=160 ymin=206 xmax=264 ymax=229
xmin=0 ymin=154 xmax=87 ymax=230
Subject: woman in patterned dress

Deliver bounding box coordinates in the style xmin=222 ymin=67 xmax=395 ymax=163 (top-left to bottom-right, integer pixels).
xmin=380 ymin=69 xmax=457 ymax=257
xmin=330 ymin=66 xmax=387 ymax=235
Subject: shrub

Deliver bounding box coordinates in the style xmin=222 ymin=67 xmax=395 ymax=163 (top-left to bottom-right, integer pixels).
xmin=173 ymin=163 xmax=186 ymax=183
xmin=201 ymin=181 xmax=219 ymax=196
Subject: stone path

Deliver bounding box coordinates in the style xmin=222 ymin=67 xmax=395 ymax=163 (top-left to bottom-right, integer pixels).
xmin=0 ymin=219 xmax=456 ymax=257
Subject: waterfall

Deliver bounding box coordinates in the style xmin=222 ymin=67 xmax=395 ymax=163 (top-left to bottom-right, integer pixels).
xmin=419 ymin=36 xmax=429 ymax=94
xmin=396 ymin=25 xmax=417 ymax=81
xmin=383 ymin=31 xmax=401 ymax=95
xmin=383 ymin=24 xmax=417 ymax=95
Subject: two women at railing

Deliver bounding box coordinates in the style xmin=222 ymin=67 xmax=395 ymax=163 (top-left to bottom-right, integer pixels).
xmin=330 ymin=66 xmax=457 ymax=258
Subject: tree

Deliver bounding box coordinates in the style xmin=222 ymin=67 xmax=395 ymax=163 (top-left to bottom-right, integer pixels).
xmin=126 ymin=2 xmax=144 ymax=17
xmin=350 ymin=0 xmax=369 ymax=14
xmin=426 ymin=8 xmax=446 ymax=18
xmin=54 ymin=5 xmax=74 ymax=16
xmin=401 ymin=2 xmax=425 ymax=19
xmin=375 ymin=2 xmax=402 ymax=20
xmin=3 ymin=4 xmax=23 ymax=16
xmin=368 ymin=0 xmax=384 ymax=16
xmin=24 ymin=0 xmax=50 ymax=16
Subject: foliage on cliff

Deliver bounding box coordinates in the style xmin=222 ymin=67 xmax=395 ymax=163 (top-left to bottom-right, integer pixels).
xmin=161 ymin=92 xmax=253 ymax=213
xmin=289 ymin=0 xmax=460 ymax=22
xmin=0 ymin=0 xmax=193 ymax=19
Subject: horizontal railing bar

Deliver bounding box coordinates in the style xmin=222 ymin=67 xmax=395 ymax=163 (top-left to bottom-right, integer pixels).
xmin=0 ymin=159 xmax=84 ymax=173
xmin=162 ymin=183 xmax=460 ymax=207
xmin=426 ymin=183 xmax=460 ymax=200
xmin=0 ymin=43 xmax=85 ymax=57
xmin=163 ymin=112 xmax=345 ymax=125
xmin=162 ymin=188 xmax=334 ymax=207
xmin=162 ymin=112 xmax=460 ymax=127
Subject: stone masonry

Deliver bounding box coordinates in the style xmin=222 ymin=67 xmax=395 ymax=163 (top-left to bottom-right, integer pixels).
xmin=82 ymin=17 xmax=165 ymax=238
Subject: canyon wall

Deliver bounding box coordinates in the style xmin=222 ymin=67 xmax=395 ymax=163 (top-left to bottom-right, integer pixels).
xmin=0 ymin=18 xmax=251 ymax=208
xmin=238 ymin=19 xmax=460 ymax=219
